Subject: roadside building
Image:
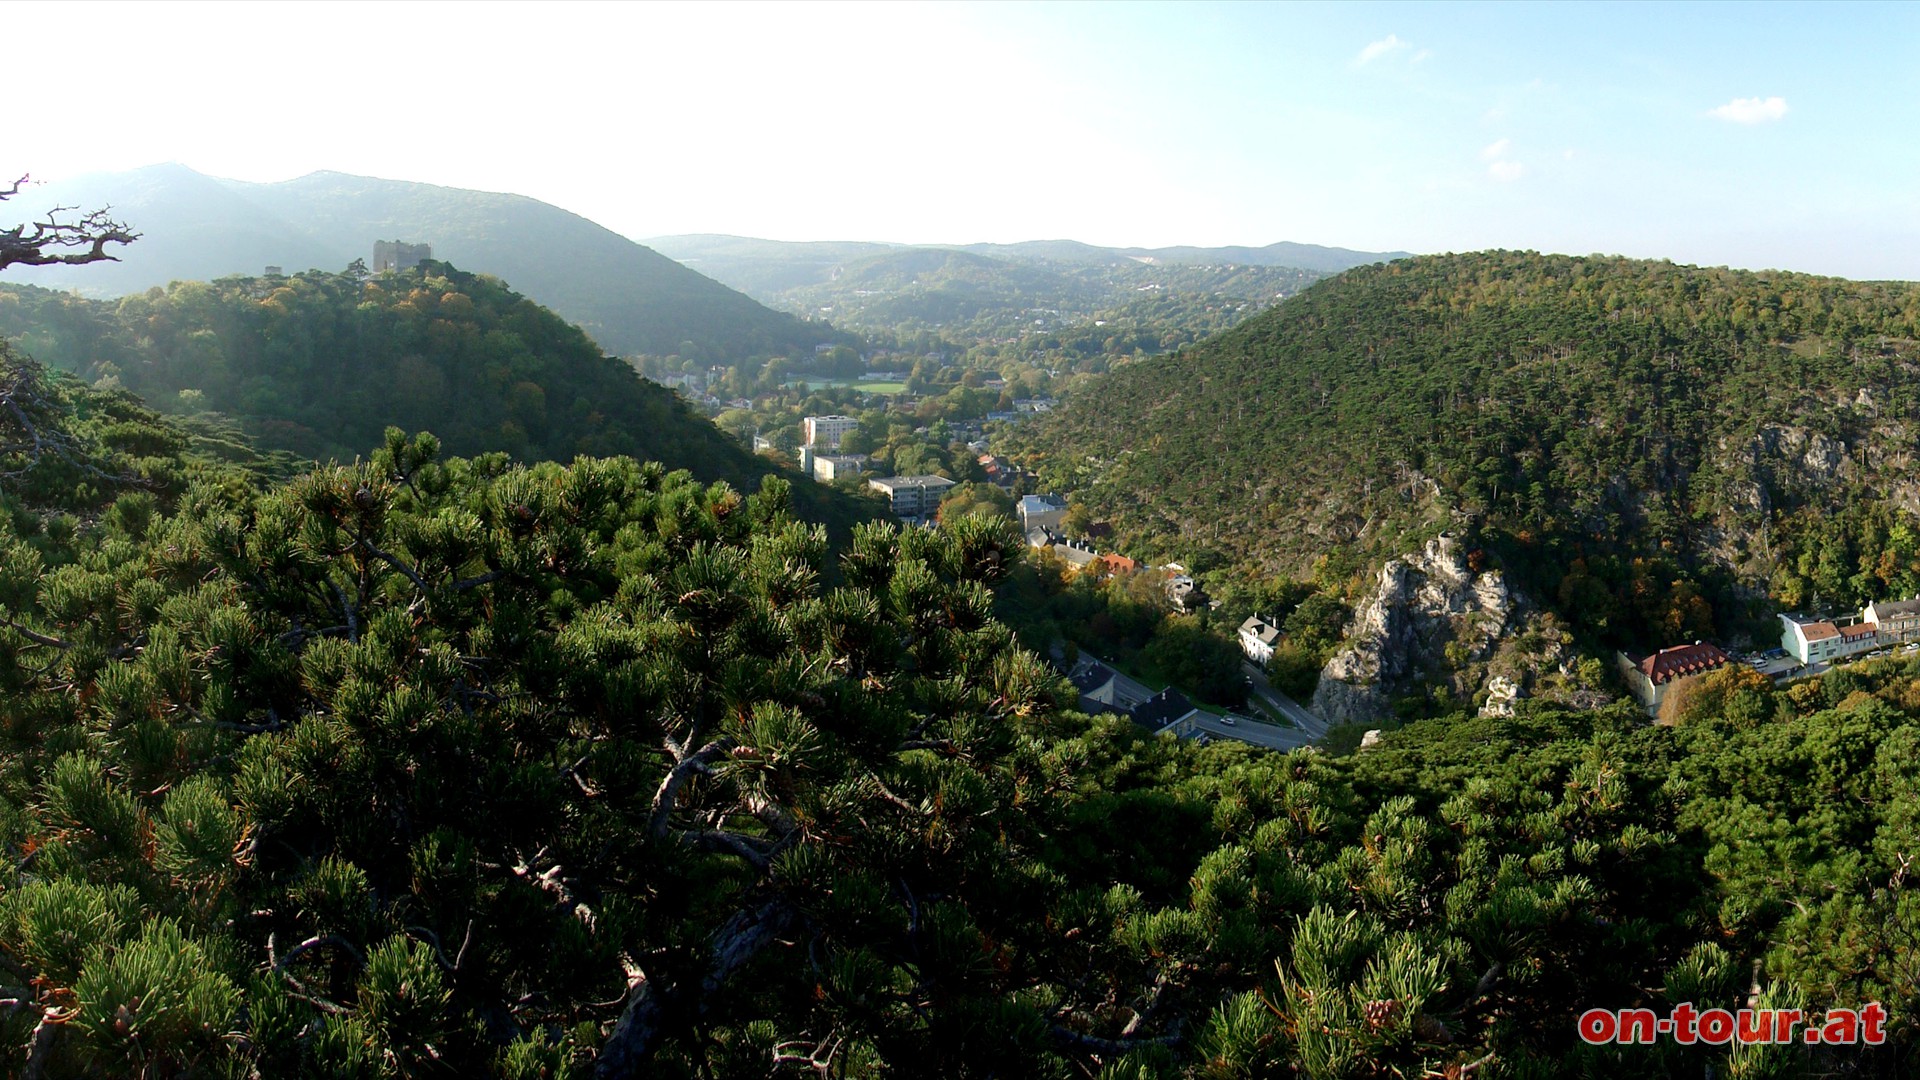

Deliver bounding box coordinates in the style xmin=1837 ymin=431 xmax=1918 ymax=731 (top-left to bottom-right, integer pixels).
xmin=1130 ymin=688 xmax=1201 ymax=736
xmin=1865 ymin=598 xmax=1920 ymax=645
xmin=1780 ymin=615 xmax=1879 ymax=665
xmin=1615 ymin=642 xmax=1731 ymax=716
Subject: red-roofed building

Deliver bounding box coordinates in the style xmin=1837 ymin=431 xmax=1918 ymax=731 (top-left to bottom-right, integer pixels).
xmin=1099 ymin=552 xmax=1141 ymax=576
xmin=1616 ymin=642 xmax=1731 ymax=716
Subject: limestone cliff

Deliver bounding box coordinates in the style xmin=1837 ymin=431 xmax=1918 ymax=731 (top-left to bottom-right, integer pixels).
xmin=1312 ymin=535 xmax=1612 ymax=724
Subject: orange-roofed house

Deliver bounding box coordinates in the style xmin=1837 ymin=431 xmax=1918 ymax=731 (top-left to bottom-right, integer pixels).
xmin=1615 ymin=642 xmax=1732 ymax=716
xmin=1099 ymin=552 xmax=1140 ymax=577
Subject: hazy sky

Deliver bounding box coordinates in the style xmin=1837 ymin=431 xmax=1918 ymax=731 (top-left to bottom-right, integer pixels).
xmin=9 ymin=1 xmax=1918 ymax=279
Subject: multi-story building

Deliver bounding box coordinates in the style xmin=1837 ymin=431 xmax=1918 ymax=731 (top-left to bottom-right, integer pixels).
xmin=811 ymin=454 xmax=868 ymax=483
xmin=1238 ymin=615 xmax=1281 ymax=664
xmin=803 ymin=415 xmax=861 ymax=451
xmin=1018 ymin=493 xmax=1067 ymax=533
xmin=1615 ymin=642 xmax=1732 ymax=716
xmin=867 ymin=475 xmax=956 ymax=521
xmin=1865 ymin=598 xmax=1920 ymax=644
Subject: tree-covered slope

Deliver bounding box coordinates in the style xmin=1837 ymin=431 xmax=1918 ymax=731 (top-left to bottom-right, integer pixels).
xmin=0 ymin=262 xmax=876 ymax=536
xmin=4 ymin=353 xmax=1920 ymax=1075
xmin=5 ymin=165 xmax=841 ymax=359
xmin=1012 ymin=251 xmax=1920 ymax=645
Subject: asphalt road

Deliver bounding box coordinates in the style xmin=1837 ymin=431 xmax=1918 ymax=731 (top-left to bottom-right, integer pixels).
xmin=1243 ymin=662 xmax=1330 ymax=739
xmin=1187 ymin=712 xmax=1320 ymax=751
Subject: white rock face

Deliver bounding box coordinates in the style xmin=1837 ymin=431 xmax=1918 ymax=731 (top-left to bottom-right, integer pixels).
xmin=1479 ymin=674 xmax=1521 ymax=718
xmin=1312 ymin=535 xmax=1514 ymax=725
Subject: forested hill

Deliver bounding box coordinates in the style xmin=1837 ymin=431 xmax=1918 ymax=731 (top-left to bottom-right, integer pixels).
xmin=1011 ymin=251 xmax=1920 ymax=645
xmin=4 ymin=164 xmax=843 ymax=359
xmin=7 ymin=339 xmax=1920 ymax=1075
xmin=0 ymin=262 xmax=878 ymax=535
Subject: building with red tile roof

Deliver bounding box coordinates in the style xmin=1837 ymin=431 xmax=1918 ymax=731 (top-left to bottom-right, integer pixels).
xmin=1616 ymin=642 xmax=1731 ymax=716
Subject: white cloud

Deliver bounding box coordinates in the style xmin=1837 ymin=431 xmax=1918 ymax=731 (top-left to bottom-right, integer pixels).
xmin=1480 ymin=138 xmax=1512 ymax=162
xmin=1563 ymin=148 xmax=1576 ymax=160
xmin=1357 ymin=34 xmax=1408 ymax=64
xmin=1488 ymin=160 xmax=1526 ymax=182
xmin=1707 ymin=96 xmax=1789 ymax=124
xmin=1411 ymin=49 xmax=1433 ymax=64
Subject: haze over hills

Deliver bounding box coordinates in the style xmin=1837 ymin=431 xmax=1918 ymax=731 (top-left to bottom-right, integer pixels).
xmin=646 ymin=234 xmax=1396 ymax=347
xmin=6 ymin=164 xmax=843 ymax=359
xmin=648 ymin=232 xmax=1409 ymax=299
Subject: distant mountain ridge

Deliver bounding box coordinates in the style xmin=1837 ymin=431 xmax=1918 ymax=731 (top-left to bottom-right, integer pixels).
xmin=6 ymin=165 xmax=841 ymax=359
xmin=647 ymin=233 xmax=1409 ymax=299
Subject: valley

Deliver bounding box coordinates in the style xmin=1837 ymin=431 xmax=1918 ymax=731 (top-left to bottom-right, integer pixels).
xmin=7 ymin=151 xmax=1920 ymax=1078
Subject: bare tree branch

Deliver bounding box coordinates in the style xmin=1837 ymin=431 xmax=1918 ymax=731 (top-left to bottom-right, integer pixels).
xmin=0 ymin=175 xmax=139 ymax=272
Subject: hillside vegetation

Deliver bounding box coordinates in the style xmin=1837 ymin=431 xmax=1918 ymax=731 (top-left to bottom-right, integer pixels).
xmin=4 ymin=355 xmax=1920 ymax=1076
xmin=5 ymin=165 xmax=842 ymax=359
xmin=0 ymin=263 xmax=878 ymax=537
xmin=1013 ymin=251 xmax=1920 ymax=647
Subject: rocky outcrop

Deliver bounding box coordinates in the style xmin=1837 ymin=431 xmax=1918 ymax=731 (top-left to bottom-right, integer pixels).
xmin=1312 ymin=535 xmax=1514 ymax=725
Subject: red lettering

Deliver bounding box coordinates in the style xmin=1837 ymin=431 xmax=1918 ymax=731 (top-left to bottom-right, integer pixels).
xmin=1578 ymin=1009 xmax=1617 ymax=1044
xmin=1618 ymin=1008 xmax=1657 ymax=1044
xmin=1822 ymin=1009 xmax=1859 ymax=1045
xmin=1698 ymin=1008 xmax=1734 ymax=1045
xmin=1862 ymin=1003 xmax=1887 ymax=1045
xmin=1736 ymin=1009 xmax=1770 ymax=1044
xmin=1671 ymin=1002 xmax=1699 ymax=1044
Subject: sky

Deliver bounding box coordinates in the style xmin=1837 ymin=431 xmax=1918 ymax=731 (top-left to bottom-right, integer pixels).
xmin=7 ymin=1 xmax=1919 ymax=279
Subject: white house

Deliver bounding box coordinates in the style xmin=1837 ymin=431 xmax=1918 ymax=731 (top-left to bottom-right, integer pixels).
xmin=1779 ymin=615 xmax=1878 ymax=665
xmin=1238 ymin=615 xmax=1281 ymax=664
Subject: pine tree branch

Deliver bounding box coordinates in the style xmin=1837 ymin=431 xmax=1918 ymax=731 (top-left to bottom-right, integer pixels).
xmin=597 ymin=898 xmax=797 ymax=1078
xmin=0 ymin=617 xmax=68 ymax=651
xmin=674 ymin=828 xmax=773 ymax=870
xmin=1048 ymin=1025 xmax=1182 ymax=1056
xmin=20 ymin=1007 xmax=65 ymax=1080
xmin=649 ymin=738 xmax=735 ymax=840
xmin=357 ymin=538 xmax=432 ymax=595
